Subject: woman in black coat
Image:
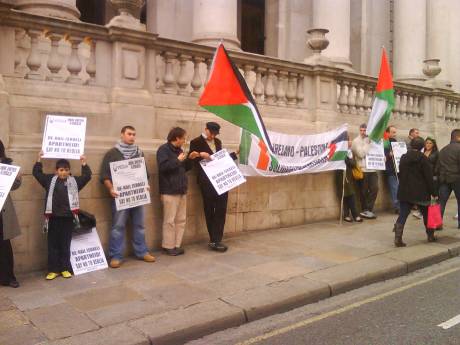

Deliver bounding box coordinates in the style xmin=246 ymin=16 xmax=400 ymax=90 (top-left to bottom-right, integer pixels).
xmin=393 ymin=137 xmax=437 ymax=247
xmin=424 ymin=137 xmax=439 ymax=190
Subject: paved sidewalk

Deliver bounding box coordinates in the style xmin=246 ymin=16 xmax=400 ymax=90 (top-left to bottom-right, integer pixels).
xmin=1 ymin=205 xmax=460 ymax=345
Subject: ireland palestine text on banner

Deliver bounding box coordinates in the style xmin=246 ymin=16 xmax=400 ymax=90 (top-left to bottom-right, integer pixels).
xmin=110 ymin=157 xmax=151 ymax=211
xmin=41 ymin=114 xmax=87 ymax=160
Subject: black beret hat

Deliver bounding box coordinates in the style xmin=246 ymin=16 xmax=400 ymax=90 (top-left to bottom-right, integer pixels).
xmin=206 ymin=121 xmax=220 ymax=134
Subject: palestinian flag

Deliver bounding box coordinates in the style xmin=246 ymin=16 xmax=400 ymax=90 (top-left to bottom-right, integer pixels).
xmin=199 ymin=43 xmax=277 ymax=169
xmin=328 ymin=130 xmax=349 ymax=161
xmin=366 ymin=48 xmax=394 ymax=143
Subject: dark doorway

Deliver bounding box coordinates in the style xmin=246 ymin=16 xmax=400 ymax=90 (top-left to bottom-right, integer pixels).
xmin=240 ymin=0 xmax=265 ymax=55
xmin=76 ymin=0 xmax=106 ymax=25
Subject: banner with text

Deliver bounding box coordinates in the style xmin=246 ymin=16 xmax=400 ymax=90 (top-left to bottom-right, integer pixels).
xmin=0 ymin=164 xmax=20 ymax=211
xmin=238 ymin=125 xmax=348 ymax=176
xmin=365 ymin=140 xmax=386 ymax=170
xmin=42 ymin=115 xmax=87 ymax=160
xmin=70 ymin=228 xmax=108 ymax=275
xmin=200 ymin=149 xmax=246 ymax=195
xmin=110 ymin=157 xmax=151 ymax=211
xmin=391 ymin=142 xmax=408 ymax=173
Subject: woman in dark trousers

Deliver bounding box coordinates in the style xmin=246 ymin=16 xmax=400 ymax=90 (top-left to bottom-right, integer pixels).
xmin=0 ymin=140 xmax=21 ymax=288
xmin=336 ymin=139 xmax=362 ymax=222
xmin=393 ymin=137 xmax=437 ymax=247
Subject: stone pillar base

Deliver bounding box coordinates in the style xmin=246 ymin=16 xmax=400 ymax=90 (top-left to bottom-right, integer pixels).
xmin=15 ymin=0 xmax=80 ymax=21
xmin=192 ymin=33 xmax=241 ymax=50
xmin=106 ymin=13 xmax=146 ymax=31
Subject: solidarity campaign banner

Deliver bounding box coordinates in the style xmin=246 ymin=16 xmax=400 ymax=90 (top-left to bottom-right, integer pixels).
xmin=391 ymin=142 xmax=408 ymax=173
xmin=200 ymin=149 xmax=246 ymax=195
xmin=110 ymin=157 xmax=151 ymax=211
xmin=365 ymin=140 xmax=386 ymax=170
xmin=238 ymin=125 xmax=348 ymax=176
xmin=42 ymin=114 xmax=87 ymax=160
xmin=70 ymin=228 xmax=108 ymax=275
xmin=0 ymin=164 xmax=20 ymax=211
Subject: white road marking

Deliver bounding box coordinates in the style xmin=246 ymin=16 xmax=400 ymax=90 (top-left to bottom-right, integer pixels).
xmin=438 ymin=315 xmax=460 ymax=330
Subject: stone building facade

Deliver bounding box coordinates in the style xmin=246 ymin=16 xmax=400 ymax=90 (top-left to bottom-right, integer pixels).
xmin=0 ymin=0 xmax=459 ymax=272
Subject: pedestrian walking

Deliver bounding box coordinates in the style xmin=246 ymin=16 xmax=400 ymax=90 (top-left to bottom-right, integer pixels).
xmin=0 ymin=140 xmax=21 ymax=288
xmin=393 ymin=137 xmax=437 ymax=247
xmin=438 ymin=129 xmax=460 ymax=228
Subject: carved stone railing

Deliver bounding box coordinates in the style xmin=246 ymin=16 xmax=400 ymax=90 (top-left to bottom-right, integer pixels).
xmin=337 ymin=72 xmax=432 ymax=122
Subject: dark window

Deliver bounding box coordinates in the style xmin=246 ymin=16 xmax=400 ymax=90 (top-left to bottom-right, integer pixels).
xmin=76 ymin=0 xmax=106 ymax=25
xmin=241 ymin=0 xmax=265 ymax=55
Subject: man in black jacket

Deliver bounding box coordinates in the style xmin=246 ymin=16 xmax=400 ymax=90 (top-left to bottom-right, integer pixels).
xmin=438 ymin=129 xmax=460 ymax=227
xmin=157 ymin=127 xmax=200 ymax=256
xmin=189 ymin=122 xmax=238 ymax=252
xmin=384 ymin=126 xmax=399 ymax=214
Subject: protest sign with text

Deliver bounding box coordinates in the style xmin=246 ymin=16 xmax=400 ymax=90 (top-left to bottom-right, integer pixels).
xmin=110 ymin=157 xmax=151 ymax=211
xmin=42 ymin=115 xmax=87 ymax=160
xmin=0 ymin=164 xmax=20 ymax=211
xmin=200 ymin=149 xmax=246 ymax=195
xmin=391 ymin=142 xmax=408 ymax=173
xmin=365 ymin=140 xmax=386 ymax=170
xmin=70 ymin=228 xmax=108 ymax=275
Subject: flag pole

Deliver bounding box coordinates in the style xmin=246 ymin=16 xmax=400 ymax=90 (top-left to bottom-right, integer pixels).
xmin=340 ymin=169 xmax=345 ymax=225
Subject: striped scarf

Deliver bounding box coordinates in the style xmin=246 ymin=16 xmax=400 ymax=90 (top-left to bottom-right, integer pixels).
xmin=115 ymin=140 xmax=142 ymax=159
xmin=43 ymin=175 xmax=79 ymax=233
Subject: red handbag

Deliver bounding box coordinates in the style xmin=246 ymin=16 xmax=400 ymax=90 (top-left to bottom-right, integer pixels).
xmin=427 ymin=203 xmax=443 ymax=229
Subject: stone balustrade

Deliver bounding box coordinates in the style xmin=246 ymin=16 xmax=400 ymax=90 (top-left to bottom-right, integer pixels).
xmin=337 ymin=72 xmax=428 ymax=122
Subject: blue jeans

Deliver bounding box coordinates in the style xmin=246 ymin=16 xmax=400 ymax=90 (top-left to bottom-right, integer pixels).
xmin=439 ymin=181 xmax=460 ymax=226
xmin=109 ymin=202 xmax=148 ymax=260
xmin=387 ymin=175 xmax=400 ymax=211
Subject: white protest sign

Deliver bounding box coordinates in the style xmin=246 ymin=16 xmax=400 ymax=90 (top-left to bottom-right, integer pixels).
xmin=70 ymin=228 xmax=108 ymax=275
xmin=110 ymin=157 xmax=151 ymax=211
xmin=365 ymin=140 xmax=386 ymax=170
xmin=0 ymin=164 xmax=20 ymax=211
xmin=200 ymin=149 xmax=246 ymax=195
xmin=42 ymin=115 xmax=87 ymax=160
xmin=391 ymin=141 xmax=408 ymax=173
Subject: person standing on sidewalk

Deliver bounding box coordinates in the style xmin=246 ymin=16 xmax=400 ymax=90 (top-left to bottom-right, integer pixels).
xmin=424 ymin=137 xmax=439 ymax=192
xmin=156 ymin=127 xmax=200 ymax=256
xmin=100 ymin=126 xmax=156 ymax=268
xmin=189 ymin=122 xmax=238 ymax=252
xmin=384 ymin=126 xmax=399 ymax=214
xmin=336 ymin=137 xmax=362 ymax=223
xmin=438 ymin=129 xmax=460 ymax=228
xmin=393 ymin=137 xmax=437 ymax=247
xmin=0 ymin=140 xmax=21 ymax=288
xmin=33 ymin=153 xmax=92 ymax=280
xmin=352 ymin=123 xmax=379 ymax=219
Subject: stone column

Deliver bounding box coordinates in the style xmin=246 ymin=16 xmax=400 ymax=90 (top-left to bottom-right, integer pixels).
xmin=427 ymin=0 xmax=451 ymax=87
xmin=449 ymin=0 xmax=460 ymax=91
xmin=393 ymin=0 xmax=426 ymax=83
xmin=15 ymin=0 xmax=80 ymax=21
xmin=312 ymin=0 xmax=352 ymax=70
xmin=192 ymin=0 xmax=240 ymax=49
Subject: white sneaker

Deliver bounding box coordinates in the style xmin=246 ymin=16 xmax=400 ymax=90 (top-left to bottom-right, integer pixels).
xmin=412 ymin=210 xmax=423 ymax=219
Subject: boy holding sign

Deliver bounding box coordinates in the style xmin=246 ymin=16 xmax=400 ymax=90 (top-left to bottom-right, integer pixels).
xmin=33 ymin=152 xmax=92 ymax=280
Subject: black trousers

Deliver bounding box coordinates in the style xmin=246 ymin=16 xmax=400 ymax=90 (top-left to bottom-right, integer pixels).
xmin=48 ymin=217 xmax=73 ymax=273
xmin=356 ymin=172 xmax=379 ymax=212
xmin=0 ymin=215 xmax=16 ymax=284
xmin=343 ymin=195 xmax=359 ymax=219
xmin=199 ymin=183 xmax=228 ymax=243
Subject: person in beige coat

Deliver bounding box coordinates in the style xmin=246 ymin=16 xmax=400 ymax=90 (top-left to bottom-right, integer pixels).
xmin=0 ymin=140 xmax=21 ymax=288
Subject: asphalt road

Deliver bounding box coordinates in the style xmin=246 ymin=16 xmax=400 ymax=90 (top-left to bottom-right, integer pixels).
xmin=187 ymin=257 xmax=460 ymax=345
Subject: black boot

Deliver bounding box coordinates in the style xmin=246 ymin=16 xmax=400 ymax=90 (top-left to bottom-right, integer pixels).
xmin=426 ymin=229 xmax=437 ymax=242
xmin=393 ymin=223 xmax=406 ymax=247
